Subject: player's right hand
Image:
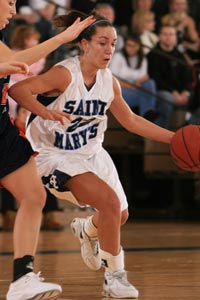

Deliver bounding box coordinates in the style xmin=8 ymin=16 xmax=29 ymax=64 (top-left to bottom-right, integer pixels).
xmin=41 ymin=109 xmax=71 ymax=125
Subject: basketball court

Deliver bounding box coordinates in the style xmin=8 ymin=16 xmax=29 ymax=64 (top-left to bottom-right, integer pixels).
xmin=0 ymin=208 xmax=200 ymax=300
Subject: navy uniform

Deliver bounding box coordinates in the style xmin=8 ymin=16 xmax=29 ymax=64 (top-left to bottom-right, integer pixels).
xmin=0 ymin=32 xmax=34 ymax=179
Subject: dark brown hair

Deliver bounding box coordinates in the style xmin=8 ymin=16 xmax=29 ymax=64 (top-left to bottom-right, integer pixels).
xmin=122 ymin=33 xmax=144 ymax=69
xmin=53 ymin=10 xmax=113 ymax=45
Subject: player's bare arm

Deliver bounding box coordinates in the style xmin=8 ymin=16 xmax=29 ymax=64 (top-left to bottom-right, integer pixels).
xmin=110 ymin=76 xmax=174 ymax=144
xmin=8 ymin=66 xmax=71 ymax=124
xmin=0 ymin=16 xmax=95 ymax=65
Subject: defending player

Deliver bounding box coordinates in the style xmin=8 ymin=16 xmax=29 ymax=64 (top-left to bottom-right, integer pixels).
xmin=0 ymin=1 xmax=94 ymax=299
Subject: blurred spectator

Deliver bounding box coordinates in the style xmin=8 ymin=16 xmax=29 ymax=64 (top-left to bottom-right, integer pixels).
xmin=151 ymin=0 xmax=169 ymax=32
xmin=28 ymin=0 xmax=56 ymax=42
xmin=1 ymin=1 xmax=36 ymax=45
xmin=94 ymin=2 xmax=124 ymax=51
xmin=48 ymin=1 xmax=74 ymax=63
xmin=14 ymin=0 xmax=56 ymax=42
xmin=187 ymin=0 xmax=200 ymax=31
xmin=113 ymin=0 xmax=155 ymax=31
xmin=14 ymin=5 xmax=38 ymax=26
xmin=54 ymin=0 xmax=71 ymax=15
xmin=70 ymin=0 xmax=115 ymax=14
xmin=133 ymin=0 xmax=154 ymax=11
xmin=147 ymin=24 xmax=193 ymax=127
xmin=10 ymin=25 xmax=46 ymax=74
xmin=15 ymin=0 xmax=70 ymax=22
xmin=161 ymin=0 xmax=200 ymax=60
xmin=161 ymin=10 xmax=200 ymax=66
xmin=8 ymin=25 xmax=46 ymax=118
xmin=132 ymin=10 xmax=159 ymax=54
xmin=109 ymin=33 xmax=159 ymax=122
xmin=29 ymin=0 xmax=56 ymax=21
xmin=109 ymin=0 xmax=133 ymax=30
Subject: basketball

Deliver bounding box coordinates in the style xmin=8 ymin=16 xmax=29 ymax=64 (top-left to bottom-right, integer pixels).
xmin=170 ymin=125 xmax=200 ymax=172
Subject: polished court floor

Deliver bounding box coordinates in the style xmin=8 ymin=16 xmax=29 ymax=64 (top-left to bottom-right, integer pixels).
xmin=0 ymin=209 xmax=200 ymax=300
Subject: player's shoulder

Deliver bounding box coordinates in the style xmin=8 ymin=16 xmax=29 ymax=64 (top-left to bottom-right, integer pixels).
xmin=112 ymin=75 xmax=121 ymax=94
xmin=55 ymin=56 xmax=78 ymax=70
xmin=99 ymin=66 xmax=113 ymax=79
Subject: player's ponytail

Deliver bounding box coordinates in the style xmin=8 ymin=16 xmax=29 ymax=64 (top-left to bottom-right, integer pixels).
xmin=53 ymin=10 xmax=112 ymax=45
xmin=53 ymin=10 xmax=89 ymax=29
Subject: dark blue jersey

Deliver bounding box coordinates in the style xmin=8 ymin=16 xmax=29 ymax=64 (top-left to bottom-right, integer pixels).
xmin=0 ymin=33 xmax=34 ymax=178
xmin=0 ymin=32 xmax=11 ymax=135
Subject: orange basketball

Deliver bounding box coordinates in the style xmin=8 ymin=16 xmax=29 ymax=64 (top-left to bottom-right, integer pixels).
xmin=170 ymin=125 xmax=200 ymax=172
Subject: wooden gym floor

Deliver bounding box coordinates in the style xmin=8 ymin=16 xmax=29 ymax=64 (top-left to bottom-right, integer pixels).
xmin=0 ymin=209 xmax=200 ymax=300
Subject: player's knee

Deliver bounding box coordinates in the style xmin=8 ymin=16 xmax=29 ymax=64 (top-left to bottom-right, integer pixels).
xmin=96 ymin=189 xmax=121 ymax=219
xmin=105 ymin=195 xmax=121 ymax=218
xmin=35 ymin=187 xmax=46 ymax=209
xmin=25 ymin=186 xmax=46 ymax=209
xmin=121 ymin=209 xmax=129 ymax=225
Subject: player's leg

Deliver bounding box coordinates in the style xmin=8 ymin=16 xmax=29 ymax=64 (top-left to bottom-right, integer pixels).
xmin=1 ymin=157 xmax=45 ymax=258
xmin=66 ymin=172 xmax=139 ymax=299
xmin=67 ymin=172 xmax=121 ymax=254
xmin=71 ymin=209 xmax=128 ymax=270
xmin=70 ymin=148 xmax=130 ymax=272
xmin=91 ymin=208 xmax=129 ymax=228
xmin=1 ymin=157 xmax=62 ymax=300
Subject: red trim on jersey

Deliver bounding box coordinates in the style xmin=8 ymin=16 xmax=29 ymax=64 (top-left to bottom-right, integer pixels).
xmin=1 ymin=83 xmax=9 ymax=105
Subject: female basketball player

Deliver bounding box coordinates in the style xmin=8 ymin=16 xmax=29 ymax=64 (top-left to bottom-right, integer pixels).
xmin=9 ymin=10 xmax=174 ymax=299
xmin=0 ymin=1 xmax=94 ymax=300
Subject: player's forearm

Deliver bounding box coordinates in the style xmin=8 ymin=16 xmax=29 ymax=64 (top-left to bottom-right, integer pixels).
xmin=8 ymin=85 xmax=48 ymax=118
xmin=10 ymin=34 xmax=64 ymax=65
xmin=130 ymin=115 xmax=174 ymax=144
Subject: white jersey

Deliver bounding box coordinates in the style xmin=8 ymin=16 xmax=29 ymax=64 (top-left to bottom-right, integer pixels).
xmin=26 ymin=56 xmax=128 ymax=211
xmin=26 ymin=56 xmax=114 ymax=159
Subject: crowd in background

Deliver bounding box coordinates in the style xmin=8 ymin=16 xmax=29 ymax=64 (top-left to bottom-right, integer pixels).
xmin=3 ymin=0 xmax=200 ymax=129
xmin=2 ymin=0 xmax=200 ymax=229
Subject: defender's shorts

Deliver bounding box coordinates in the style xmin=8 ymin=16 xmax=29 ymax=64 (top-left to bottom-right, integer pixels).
xmin=0 ymin=119 xmax=34 ymax=179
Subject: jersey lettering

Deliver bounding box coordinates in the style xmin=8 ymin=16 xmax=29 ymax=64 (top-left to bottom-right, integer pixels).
xmin=54 ymin=123 xmax=99 ymax=150
xmin=71 ymin=133 xmax=81 ymax=149
xmin=79 ymin=128 xmax=87 ymax=145
xmin=49 ymin=174 xmax=59 ymax=189
xmin=63 ymin=99 xmax=107 ymax=116
xmin=67 ymin=117 xmax=95 ymax=133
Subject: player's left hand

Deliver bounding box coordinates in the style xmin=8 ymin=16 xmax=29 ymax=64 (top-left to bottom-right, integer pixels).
xmin=57 ymin=15 xmax=96 ymax=44
xmin=0 ymin=61 xmax=30 ymax=77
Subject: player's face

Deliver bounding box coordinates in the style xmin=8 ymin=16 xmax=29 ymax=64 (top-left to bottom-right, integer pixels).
xmin=84 ymin=26 xmax=117 ymax=69
xmin=0 ymin=0 xmax=16 ymax=29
